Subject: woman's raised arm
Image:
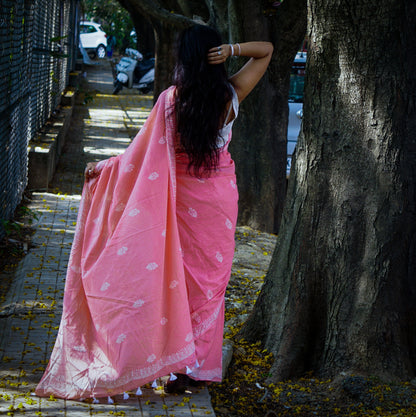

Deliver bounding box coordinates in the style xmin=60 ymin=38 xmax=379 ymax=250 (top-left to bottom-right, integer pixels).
xmin=207 ymin=41 xmax=274 ymax=103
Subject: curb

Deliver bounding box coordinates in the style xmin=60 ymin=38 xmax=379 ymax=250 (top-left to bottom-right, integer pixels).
xmin=27 ymin=85 xmax=78 ymax=191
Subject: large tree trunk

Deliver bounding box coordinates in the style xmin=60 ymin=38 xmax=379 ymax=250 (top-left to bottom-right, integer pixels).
xmin=132 ymin=12 xmax=155 ymax=56
xmin=242 ymin=0 xmax=416 ymax=381
xmin=214 ymin=0 xmax=307 ymax=233
xmin=150 ymin=19 xmax=178 ymax=98
xmin=117 ymin=0 xmax=154 ymax=54
xmin=231 ymin=0 xmax=306 ymax=233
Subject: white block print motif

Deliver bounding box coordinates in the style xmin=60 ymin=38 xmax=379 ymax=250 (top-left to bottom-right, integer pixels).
xmin=146 ymin=262 xmax=158 ymax=271
xmin=188 ymin=207 xmax=197 ymax=218
xmin=148 ymin=172 xmax=159 ymax=181
xmin=147 ymin=354 xmax=156 ymax=363
xmin=128 ymin=208 xmax=140 ymax=217
xmin=117 ymin=246 xmax=128 ymax=256
xmin=133 ymin=299 xmax=145 ymax=308
xmin=73 ymin=345 xmax=86 ymax=352
xmin=125 ymin=164 xmax=135 ymax=173
xmin=115 ymin=203 xmax=126 ymax=212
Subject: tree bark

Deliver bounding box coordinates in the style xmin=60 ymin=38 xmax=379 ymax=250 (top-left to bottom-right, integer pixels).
xmin=132 ymin=12 xmax=155 ymax=55
xmin=227 ymin=0 xmax=306 ymax=233
xmin=242 ymin=0 xmax=416 ymax=381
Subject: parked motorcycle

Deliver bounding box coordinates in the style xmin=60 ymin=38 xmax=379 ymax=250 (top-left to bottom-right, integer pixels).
xmin=113 ymin=48 xmax=155 ymax=95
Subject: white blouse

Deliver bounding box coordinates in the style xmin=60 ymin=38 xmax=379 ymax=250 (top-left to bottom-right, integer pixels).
xmin=216 ymin=85 xmax=239 ymax=148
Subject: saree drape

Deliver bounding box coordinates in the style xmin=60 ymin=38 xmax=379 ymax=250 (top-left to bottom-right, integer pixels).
xmin=35 ymin=87 xmax=238 ymax=399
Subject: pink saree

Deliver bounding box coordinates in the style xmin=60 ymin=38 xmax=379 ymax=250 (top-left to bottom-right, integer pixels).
xmin=35 ymin=87 xmax=238 ymax=399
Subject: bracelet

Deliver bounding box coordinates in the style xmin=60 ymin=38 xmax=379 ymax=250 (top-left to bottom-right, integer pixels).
xmin=236 ymin=43 xmax=241 ymax=56
xmin=229 ymin=44 xmax=234 ymax=56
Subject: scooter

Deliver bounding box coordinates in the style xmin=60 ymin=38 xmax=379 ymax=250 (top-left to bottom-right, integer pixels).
xmin=113 ymin=48 xmax=155 ymax=95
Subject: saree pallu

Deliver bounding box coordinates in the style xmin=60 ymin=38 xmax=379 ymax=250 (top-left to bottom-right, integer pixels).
xmin=35 ymin=86 xmax=238 ymax=400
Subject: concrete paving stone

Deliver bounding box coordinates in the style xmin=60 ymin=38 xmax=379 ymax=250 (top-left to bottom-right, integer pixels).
xmin=0 ymin=340 xmax=20 ymax=355
xmin=65 ymin=399 xmax=92 ymax=412
xmin=43 ymin=248 xmax=64 ymax=257
xmin=138 ymin=412 xmax=153 ymax=417
xmin=38 ymin=400 xmax=67 ymax=416
xmin=36 ymin=280 xmax=60 ymax=289
xmin=2 ymin=339 xmax=25 ymax=353
xmin=64 ymin=409 xmax=92 ymax=417
xmin=21 ymin=253 xmax=45 ymax=266
xmin=113 ymin=399 xmax=143 ymax=416
xmin=88 ymin=402 xmax=121 ymax=416
xmin=13 ymin=397 xmax=41 ymax=414
xmin=0 ymin=396 xmax=15 ymax=413
xmin=37 ymin=272 xmax=60 ymax=281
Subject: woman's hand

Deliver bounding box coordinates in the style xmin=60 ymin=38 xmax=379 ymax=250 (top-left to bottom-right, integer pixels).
xmin=207 ymin=44 xmax=232 ymax=65
xmin=84 ymin=162 xmax=99 ymax=182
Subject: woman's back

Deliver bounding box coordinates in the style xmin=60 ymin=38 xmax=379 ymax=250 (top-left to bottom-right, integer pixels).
xmin=173 ymin=24 xmax=273 ymax=178
xmin=173 ymin=25 xmax=234 ymax=177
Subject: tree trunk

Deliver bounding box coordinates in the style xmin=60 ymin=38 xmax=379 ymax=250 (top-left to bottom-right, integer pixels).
xmin=117 ymin=0 xmax=154 ymax=54
xmin=150 ymin=19 xmax=178 ymax=98
xmin=242 ymin=0 xmax=416 ymax=381
xmin=132 ymin=12 xmax=155 ymax=55
xmin=216 ymin=0 xmax=307 ymax=233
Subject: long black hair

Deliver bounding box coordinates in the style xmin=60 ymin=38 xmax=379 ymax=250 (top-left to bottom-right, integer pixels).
xmin=173 ymin=24 xmax=233 ymax=177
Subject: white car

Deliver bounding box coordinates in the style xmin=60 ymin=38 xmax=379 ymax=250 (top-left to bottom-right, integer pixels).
xmin=80 ymin=21 xmax=107 ymax=59
xmin=287 ymin=51 xmax=306 ymax=175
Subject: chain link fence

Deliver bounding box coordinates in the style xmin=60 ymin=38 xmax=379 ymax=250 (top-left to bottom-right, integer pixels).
xmin=0 ymin=0 xmax=80 ymax=239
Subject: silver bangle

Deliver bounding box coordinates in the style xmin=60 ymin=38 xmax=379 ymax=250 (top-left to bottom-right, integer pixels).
xmin=229 ymin=44 xmax=234 ymax=56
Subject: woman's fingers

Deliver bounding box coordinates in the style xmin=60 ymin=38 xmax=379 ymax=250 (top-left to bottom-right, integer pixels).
xmin=84 ymin=162 xmax=99 ymax=182
xmin=207 ymin=45 xmax=229 ymax=64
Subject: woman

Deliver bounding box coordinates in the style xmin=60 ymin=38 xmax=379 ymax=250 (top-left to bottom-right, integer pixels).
xmin=35 ymin=24 xmax=272 ymax=400
xmin=165 ymin=25 xmax=273 ymax=392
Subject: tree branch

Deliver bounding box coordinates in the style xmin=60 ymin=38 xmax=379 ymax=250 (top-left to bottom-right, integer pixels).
xmin=125 ymin=0 xmax=194 ymax=27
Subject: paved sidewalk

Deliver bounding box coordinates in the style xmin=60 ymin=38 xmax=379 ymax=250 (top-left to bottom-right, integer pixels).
xmin=0 ymin=60 xmax=216 ymax=416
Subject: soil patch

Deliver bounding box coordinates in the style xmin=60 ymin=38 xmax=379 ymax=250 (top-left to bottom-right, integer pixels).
xmin=0 ymin=192 xmax=37 ymax=302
